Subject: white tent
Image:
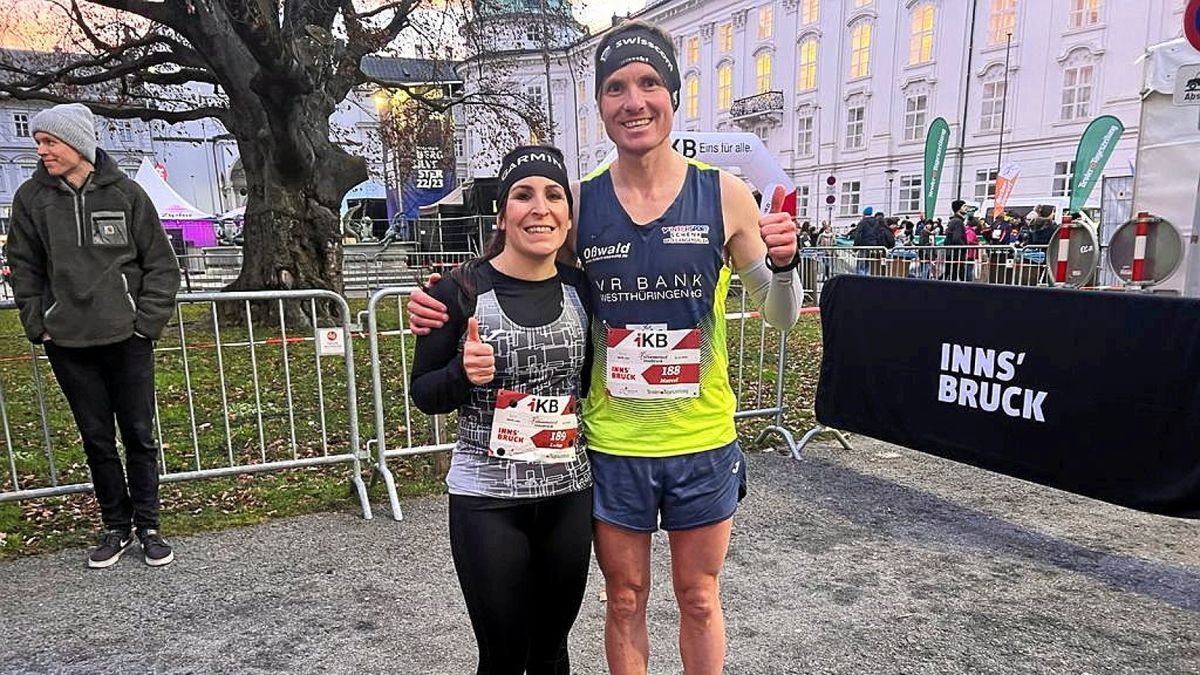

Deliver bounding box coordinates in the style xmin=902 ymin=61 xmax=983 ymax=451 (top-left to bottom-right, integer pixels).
xmin=133 ymin=158 xmax=213 ymax=221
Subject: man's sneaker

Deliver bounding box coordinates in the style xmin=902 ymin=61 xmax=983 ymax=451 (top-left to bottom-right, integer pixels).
xmin=138 ymin=529 xmax=174 ymax=567
xmin=87 ymin=530 xmax=133 ymax=569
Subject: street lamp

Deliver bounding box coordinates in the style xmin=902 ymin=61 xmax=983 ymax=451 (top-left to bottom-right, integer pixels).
xmin=884 ymin=168 xmax=898 ymax=215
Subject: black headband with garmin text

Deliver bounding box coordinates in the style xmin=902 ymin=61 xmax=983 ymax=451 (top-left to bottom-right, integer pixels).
xmin=496 ymin=145 xmax=573 ymax=213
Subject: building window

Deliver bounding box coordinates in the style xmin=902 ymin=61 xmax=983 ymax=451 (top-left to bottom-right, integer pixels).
xmin=797 ymin=38 xmax=818 ymax=91
xmin=719 ymin=23 xmax=733 ymax=52
xmin=1061 ymin=63 xmax=1094 ymax=121
xmin=904 ymin=93 xmax=928 ymax=142
xmin=717 ymin=63 xmax=733 ymax=110
xmin=755 ymin=51 xmax=773 ymax=93
xmin=1053 ymin=160 xmax=1076 ymax=197
xmin=800 ymin=0 xmax=819 ymax=25
xmin=12 ymin=113 xmax=29 ymax=138
xmin=845 ymin=105 xmax=865 ymax=150
xmin=525 ymin=23 xmax=540 ymax=45
xmin=975 ymin=168 xmax=998 ymax=201
xmin=758 ymin=6 xmax=773 ymax=40
xmin=796 ymin=110 xmax=814 ymax=156
xmin=755 ymin=124 xmax=770 ymax=143
xmin=849 ymin=22 xmax=872 ymax=79
xmin=526 ymin=85 xmax=543 ymax=111
xmin=909 ymin=4 xmax=935 ymax=65
xmin=1069 ymin=0 xmax=1101 ymax=29
xmin=795 ymin=185 xmax=811 ymax=218
xmin=577 ymin=114 xmax=588 ymax=147
xmin=854 ymin=0 xmax=872 ymax=7
xmin=117 ymin=121 xmax=133 ymax=144
xmin=686 ymin=76 xmax=700 ymax=119
xmin=840 ymin=181 xmax=862 ymax=217
xmin=899 ymin=175 xmax=922 ymax=213
xmin=687 ymin=36 xmax=700 ymax=65
xmin=980 ymin=69 xmax=1007 ymax=132
xmin=989 ymin=0 xmax=1017 ymax=45
xmin=454 ymin=136 xmax=463 ymax=158
xmin=576 ymin=79 xmax=586 ymax=102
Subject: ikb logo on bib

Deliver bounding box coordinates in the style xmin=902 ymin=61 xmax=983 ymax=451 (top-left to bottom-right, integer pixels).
xmin=606 ymin=325 xmax=701 ymax=399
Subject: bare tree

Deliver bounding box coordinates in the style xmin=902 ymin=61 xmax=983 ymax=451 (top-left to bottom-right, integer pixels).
xmin=0 ymin=0 xmax=567 ymax=312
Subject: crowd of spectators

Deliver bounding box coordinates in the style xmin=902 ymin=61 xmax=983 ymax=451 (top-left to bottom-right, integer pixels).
xmin=794 ymin=202 xmax=1063 ymax=283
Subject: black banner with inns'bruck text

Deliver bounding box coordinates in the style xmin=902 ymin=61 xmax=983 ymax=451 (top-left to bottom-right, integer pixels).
xmin=814 ymin=275 xmax=1200 ymax=519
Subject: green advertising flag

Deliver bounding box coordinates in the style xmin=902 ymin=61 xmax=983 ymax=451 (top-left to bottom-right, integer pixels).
xmin=922 ymin=117 xmax=951 ymax=218
xmin=1069 ymin=115 xmax=1125 ymax=212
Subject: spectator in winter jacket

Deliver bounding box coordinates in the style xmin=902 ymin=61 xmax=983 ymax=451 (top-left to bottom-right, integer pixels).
xmin=943 ymin=199 xmax=969 ymax=281
xmin=7 ymin=103 xmax=181 ymax=569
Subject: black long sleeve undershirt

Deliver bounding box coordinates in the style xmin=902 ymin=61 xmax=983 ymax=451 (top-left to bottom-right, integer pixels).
xmin=409 ymin=261 xmax=592 ymax=415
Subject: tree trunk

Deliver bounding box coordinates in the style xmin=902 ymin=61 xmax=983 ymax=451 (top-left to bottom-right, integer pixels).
xmin=222 ymin=104 xmax=368 ymax=327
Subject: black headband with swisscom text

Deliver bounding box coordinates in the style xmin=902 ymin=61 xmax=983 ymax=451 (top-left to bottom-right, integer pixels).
xmin=595 ymin=27 xmax=681 ymax=110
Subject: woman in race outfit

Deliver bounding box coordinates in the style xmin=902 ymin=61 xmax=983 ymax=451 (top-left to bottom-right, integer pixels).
xmin=410 ymin=145 xmax=592 ymax=675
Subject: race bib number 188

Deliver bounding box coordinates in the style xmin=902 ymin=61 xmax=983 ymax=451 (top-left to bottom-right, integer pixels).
xmin=489 ymin=390 xmax=578 ymax=464
xmin=606 ymin=325 xmax=701 ymax=399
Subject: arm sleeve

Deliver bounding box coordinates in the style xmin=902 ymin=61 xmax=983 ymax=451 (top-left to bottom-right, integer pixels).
xmin=6 ymin=191 xmax=49 ymax=343
xmin=130 ymin=185 xmax=181 ymax=339
xmin=410 ymin=276 xmax=475 ymax=415
xmin=736 ymin=256 xmax=802 ymax=331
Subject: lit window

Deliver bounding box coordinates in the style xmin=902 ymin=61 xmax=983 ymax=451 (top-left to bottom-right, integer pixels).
xmin=717 ymin=63 xmax=733 ymax=110
xmin=854 ymin=0 xmax=872 ymax=7
xmin=1053 ymin=161 xmax=1076 ymax=197
xmin=845 ymin=106 xmax=865 ymax=150
xmin=975 ymin=169 xmax=998 ymax=201
xmin=758 ymin=6 xmax=773 ymax=40
xmin=850 ymin=22 xmax=872 ymax=79
xmin=909 ymin=4 xmax=935 ymax=65
xmin=686 ymin=76 xmax=700 ymax=119
xmin=980 ymin=70 xmax=1007 ymax=132
xmin=12 ymin=113 xmax=29 ymax=138
xmin=796 ymin=111 xmax=814 ymax=156
xmin=798 ymin=38 xmax=818 ymax=91
xmin=719 ymin=23 xmax=733 ymax=52
xmin=840 ymin=181 xmax=862 ymax=217
xmin=756 ymin=51 xmax=773 ymax=94
xmin=800 ymin=0 xmax=819 ymax=25
xmin=904 ymin=94 xmax=928 ymax=142
xmin=688 ymin=37 xmax=700 ymax=65
xmin=1068 ymin=0 xmax=1100 ymax=28
xmin=989 ymin=0 xmax=1018 ymax=45
xmin=900 ymin=175 xmax=922 ymax=213
xmin=1061 ymin=63 xmax=1094 ymax=121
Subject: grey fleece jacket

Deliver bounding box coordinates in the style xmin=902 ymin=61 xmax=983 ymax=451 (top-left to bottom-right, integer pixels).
xmin=7 ymin=149 xmax=180 ymax=347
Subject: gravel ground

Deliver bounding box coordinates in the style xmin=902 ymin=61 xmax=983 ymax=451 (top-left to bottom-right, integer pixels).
xmin=2 ymin=436 xmax=1198 ymax=675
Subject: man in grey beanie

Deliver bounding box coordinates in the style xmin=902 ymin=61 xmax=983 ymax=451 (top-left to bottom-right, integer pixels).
xmin=7 ymin=103 xmax=180 ymax=568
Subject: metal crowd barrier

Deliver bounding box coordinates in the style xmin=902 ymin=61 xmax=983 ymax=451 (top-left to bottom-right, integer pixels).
xmin=797 ymin=244 xmax=1054 ymax=305
xmin=365 ymin=279 xmax=799 ymax=521
xmin=0 ymin=290 xmax=372 ymax=519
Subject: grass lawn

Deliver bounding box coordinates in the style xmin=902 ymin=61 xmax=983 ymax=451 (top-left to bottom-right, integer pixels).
xmin=0 ymin=292 xmax=823 ymax=559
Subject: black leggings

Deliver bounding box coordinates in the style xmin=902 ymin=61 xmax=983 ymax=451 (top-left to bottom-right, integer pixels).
xmin=449 ymin=488 xmax=593 ymax=675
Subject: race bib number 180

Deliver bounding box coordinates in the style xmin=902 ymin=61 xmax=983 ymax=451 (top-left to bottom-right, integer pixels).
xmin=489 ymin=390 xmax=578 ymax=464
xmin=606 ymin=325 xmax=701 ymax=399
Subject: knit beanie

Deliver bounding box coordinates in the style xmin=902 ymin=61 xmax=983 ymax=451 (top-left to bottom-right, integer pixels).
xmin=31 ymin=104 xmax=97 ymax=164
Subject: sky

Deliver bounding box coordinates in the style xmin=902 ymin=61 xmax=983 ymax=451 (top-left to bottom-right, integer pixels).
xmin=575 ymin=0 xmax=646 ymax=31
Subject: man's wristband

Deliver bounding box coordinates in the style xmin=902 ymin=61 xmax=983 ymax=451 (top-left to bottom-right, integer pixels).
xmin=764 ymin=253 xmax=800 ymax=274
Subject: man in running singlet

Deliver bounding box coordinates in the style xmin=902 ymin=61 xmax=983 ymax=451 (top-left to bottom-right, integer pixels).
xmin=409 ymin=19 xmax=802 ymax=675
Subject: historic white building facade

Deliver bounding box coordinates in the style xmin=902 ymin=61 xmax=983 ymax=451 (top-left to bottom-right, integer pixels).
xmin=459 ymin=0 xmax=1188 ymax=224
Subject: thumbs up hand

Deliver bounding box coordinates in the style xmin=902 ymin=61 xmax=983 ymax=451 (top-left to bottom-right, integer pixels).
xmin=760 ymin=185 xmax=798 ymax=268
xmin=462 ymin=317 xmax=496 ymax=385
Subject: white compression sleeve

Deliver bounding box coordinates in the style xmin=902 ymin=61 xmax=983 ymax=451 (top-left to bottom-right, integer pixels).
xmin=737 ymin=256 xmax=803 ymax=330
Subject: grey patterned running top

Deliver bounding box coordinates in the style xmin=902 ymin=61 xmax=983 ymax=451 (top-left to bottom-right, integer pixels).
xmin=410 ymin=262 xmax=593 ymax=499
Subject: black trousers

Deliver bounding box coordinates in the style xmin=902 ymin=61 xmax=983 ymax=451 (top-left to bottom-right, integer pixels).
xmin=44 ymin=336 xmax=161 ymax=532
xmin=449 ymin=488 xmax=593 ymax=675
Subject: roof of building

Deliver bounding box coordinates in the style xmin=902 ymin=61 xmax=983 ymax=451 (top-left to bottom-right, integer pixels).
xmin=360 ymin=56 xmax=462 ymax=85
